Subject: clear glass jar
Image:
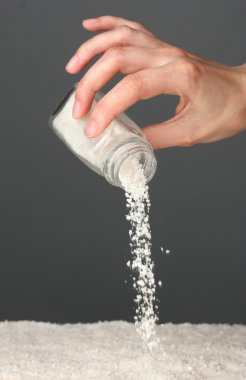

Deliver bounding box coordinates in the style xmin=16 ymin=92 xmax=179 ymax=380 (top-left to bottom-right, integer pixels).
xmin=48 ymin=84 xmax=157 ymax=188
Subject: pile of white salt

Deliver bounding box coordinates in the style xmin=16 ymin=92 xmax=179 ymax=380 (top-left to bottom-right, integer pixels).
xmin=119 ymin=157 xmax=159 ymax=349
xmin=2 ymin=316 xmax=246 ymax=379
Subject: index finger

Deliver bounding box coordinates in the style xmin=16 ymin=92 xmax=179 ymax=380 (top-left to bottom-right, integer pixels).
xmin=84 ymin=65 xmax=180 ymax=137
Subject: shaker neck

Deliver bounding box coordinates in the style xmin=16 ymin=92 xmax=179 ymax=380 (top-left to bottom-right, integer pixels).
xmin=103 ymin=138 xmax=157 ymax=189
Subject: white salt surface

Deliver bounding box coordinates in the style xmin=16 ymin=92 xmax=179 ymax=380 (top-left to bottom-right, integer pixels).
xmin=0 ymin=320 xmax=245 ymax=380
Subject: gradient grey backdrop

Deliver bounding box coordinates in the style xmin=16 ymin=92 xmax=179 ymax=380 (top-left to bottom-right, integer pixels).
xmin=0 ymin=0 xmax=245 ymax=324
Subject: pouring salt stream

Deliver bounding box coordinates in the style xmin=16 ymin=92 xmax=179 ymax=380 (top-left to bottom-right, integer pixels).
xmin=119 ymin=157 xmax=159 ymax=349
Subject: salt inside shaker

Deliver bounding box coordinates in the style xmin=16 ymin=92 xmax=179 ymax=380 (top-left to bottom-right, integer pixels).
xmin=49 ymin=84 xmax=157 ymax=188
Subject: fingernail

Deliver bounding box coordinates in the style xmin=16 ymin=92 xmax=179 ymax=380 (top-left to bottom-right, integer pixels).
xmin=85 ymin=119 xmax=98 ymax=137
xmin=72 ymin=100 xmax=82 ymax=118
xmin=66 ymin=55 xmax=79 ymax=70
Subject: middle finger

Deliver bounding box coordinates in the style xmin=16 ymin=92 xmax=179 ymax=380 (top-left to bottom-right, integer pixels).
xmin=73 ymin=47 xmax=164 ymax=117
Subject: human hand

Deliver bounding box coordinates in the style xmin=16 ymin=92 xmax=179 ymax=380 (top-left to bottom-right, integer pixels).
xmin=66 ymin=15 xmax=246 ymax=150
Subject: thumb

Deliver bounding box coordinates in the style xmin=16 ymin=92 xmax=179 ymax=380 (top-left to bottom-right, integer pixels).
xmin=142 ymin=117 xmax=192 ymax=150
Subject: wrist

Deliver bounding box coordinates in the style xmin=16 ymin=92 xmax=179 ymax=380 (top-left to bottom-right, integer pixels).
xmin=235 ymin=63 xmax=246 ymax=93
xmin=233 ymin=64 xmax=246 ymax=131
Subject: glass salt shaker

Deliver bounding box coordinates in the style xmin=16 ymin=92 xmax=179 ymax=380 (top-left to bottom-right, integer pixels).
xmin=48 ymin=84 xmax=157 ymax=188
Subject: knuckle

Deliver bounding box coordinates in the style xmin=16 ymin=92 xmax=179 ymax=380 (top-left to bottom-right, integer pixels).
xmin=93 ymin=100 xmax=107 ymax=121
xmin=77 ymin=79 xmax=91 ymax=95
xmin=177 ymin=58 xmax=202 ymax=90
xmin=181 ymin=130 xmax=199 ymax=147
xmin=122 ymin=74 xmax=143 ymax=92
xmin=77 ymin=42 xmax=90 ymax=59
xmin=105 ymin=47 xmax=125 ymax=62
xmin=77 ymin=33 xmax=101 ymax=58
xmin=119 ymin=25 xmax=134 ymax=38
xmin=159 ymin=46 xmax=186 ymax=58
xmin=76 ymin=78 xmax=93 ymax=100
xmin=172 ymin=47 xmax=186 ymax=57
xmin=132 ymin=21 xmax=144 ymax=30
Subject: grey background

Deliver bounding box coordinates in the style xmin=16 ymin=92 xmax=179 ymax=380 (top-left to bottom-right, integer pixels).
xmin=0 ymin=0 xmax=245 ymax=324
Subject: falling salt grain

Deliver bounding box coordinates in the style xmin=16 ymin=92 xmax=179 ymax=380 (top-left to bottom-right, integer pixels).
xmin=119 ymin=156 xmax=159 ymax=349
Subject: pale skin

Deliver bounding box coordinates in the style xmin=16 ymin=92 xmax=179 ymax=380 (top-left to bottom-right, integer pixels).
xmin=65 ymin=15 xmax=246 ymax=150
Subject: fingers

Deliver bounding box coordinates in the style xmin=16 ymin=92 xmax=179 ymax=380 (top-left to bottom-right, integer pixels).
xmin=82 ymin=15 xmax=155 ymax=36
xmin=84 ymin=66 xmax=181 ymax=137
xmin=73 ymin=47 xmax=169 ymax=118
xmin=66 ymin=25 xmax=163 ymax=74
